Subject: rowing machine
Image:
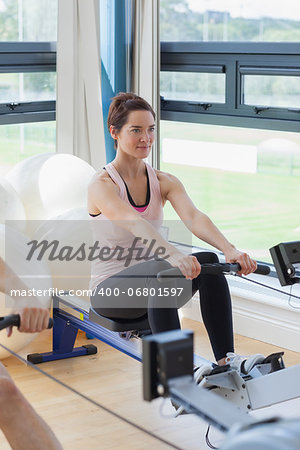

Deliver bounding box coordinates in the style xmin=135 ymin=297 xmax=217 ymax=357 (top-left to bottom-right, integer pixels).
xmin=270 ymin=241 xmax=300 ymax=286
xmin=142 ymin=329 xmax=300 ymax=449
xmin=156 ymin=264 xmax=300 ymax=414
xmin=2 ymin=261 xmax=299 ymax=416
xmin=24 ymin=261 xmax=269 ymax=366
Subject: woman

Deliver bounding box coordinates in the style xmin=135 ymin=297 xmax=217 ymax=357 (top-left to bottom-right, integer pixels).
xmin=88 ymin=92 xmax=263 ymax=372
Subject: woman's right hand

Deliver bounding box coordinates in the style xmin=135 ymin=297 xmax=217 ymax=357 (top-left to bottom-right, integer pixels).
xmin=168 ymin=251 xmax=201 ymax=280
xmin=6 ymin=307 xmax=50 ymax=337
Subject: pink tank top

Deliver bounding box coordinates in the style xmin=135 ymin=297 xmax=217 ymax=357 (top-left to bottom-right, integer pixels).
xmin=89 ymin=162 xmax=164 ymax=290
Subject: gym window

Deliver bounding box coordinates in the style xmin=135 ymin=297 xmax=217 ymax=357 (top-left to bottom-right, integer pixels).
xmin=0 ymin=43 xmax=56 ymax=125
xmin=160 ymin=43 xmax=300 ymax=132
xmin=239 ymin=66 xmax=300 ymax=111
xmin=159 ymin=2 xmax=300 ymax=264
xmin=0 ymin=1 xmax=57 ymax=175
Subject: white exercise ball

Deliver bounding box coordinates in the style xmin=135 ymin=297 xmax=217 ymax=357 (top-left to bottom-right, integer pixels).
xmin=6 ymin=152 xmax=53 ymax=221
xmin=0 ymin=224 xmax=52 ymax=360
xmin=6 ymin=153 xmax=96 ymax=236
xmin=0 ymin=178 xmax=26 ymax=233
xmin=258 ymin=138 xmax=300 ymax=154
xmin=33 ymin=207 xmax=92 ymax=301
xmin=38 ymin=154 xmax=96 ymax=219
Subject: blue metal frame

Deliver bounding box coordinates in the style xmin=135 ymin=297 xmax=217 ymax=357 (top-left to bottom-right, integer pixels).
xmin=27 ymin=294 xmax=209 ymax=367
xmin=28 ymin=295 xmax=143 ymax=363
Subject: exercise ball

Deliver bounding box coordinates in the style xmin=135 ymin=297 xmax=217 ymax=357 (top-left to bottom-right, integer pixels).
xmin=0 ymin=224 xmax=52 ymax=360
xmin=6 ymin=152 xmax=95 ymax=236
xmin=0 ymin=178 xmax=26 ymax=233
xmin=38 ymin=154 xmax=96 ymax=219
xmin=5 ymin=152 xmax=53 ymax=221
xmin=258 ymin=138 xmax=300 ymax=154
xmin=33 ymin=207 xmax=92 ymax=301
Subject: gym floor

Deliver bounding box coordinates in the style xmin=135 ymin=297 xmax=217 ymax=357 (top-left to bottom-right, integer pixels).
xmin=1 ymin=318 xmax=299 ymax=450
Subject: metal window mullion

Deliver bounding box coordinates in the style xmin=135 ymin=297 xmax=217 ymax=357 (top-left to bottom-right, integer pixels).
xmin=0 ymin=43 xmax=56 ymax=126
xmin=0 ymin=54 xmax=56 ymax=66
xmin=238 ymin=103 xmax=300 ymax=119
xmin=224 ymin=56 xmax=236 ymax=111
xmin=0 ymin=100 xmax=56 ymax=115
xmin=0 ymin=64 xmax=56 ymax=73
xmin=161 ymin=51 xmax=223 ymax=67
xmin=161 ymin=64 xmax=224 ymax=73
xmin=161 ymin=99 xmax=300 ymax=124
xmin=0 ymin=110 xmax=55 ymax=125
xmin=0 ymin=42 xmax=56 ymax=53
xmin=240 ymin=67 xmax=300 ymax=76
xmin=161 ymin=99 xmax=228 ymax=115
xmin=161 ymin=41 xmax=300 ymax=56
xmin=161 ymin=110 xmax=300 ymax=133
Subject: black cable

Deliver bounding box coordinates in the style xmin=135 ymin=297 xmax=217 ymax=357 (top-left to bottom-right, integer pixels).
xmin=0 ymin=342 xmax=184 ymax=450
xmin=205 ymin=425 xmax=218 ymax=449
xmin=288 ymin=284 xmax=300 ymax=309
xmin=237 ymin=275 xmax=300 ymax=301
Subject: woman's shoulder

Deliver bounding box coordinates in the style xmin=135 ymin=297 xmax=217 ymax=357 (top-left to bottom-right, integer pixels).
xmin=88 ymin=168 xmax=119 ymax=192
xmin=153 ymin=168 xmax=178 ymax=184
xmin=153 ymin=168 xmax=179 ymax=200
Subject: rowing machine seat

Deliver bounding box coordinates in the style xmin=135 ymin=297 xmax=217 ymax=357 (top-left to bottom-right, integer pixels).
xmin=89 ymin=307 xmax=150 ymax=332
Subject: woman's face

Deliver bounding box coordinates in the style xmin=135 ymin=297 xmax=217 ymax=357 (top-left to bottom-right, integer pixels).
xmin=111 ymin=110 xmax=155 ymax=159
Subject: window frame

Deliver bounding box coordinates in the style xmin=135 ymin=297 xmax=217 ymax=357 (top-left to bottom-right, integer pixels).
xmin=0 ymin=42 xmax=56 ymax=125
xmin=160 ymin=42 xmax=300 ymax=132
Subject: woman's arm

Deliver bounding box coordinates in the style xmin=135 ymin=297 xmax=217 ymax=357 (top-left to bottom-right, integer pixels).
xmin=88 ymin=175 xmax=201 ymax=279
xmin=163 ymin=172 xmax=257 ymax=275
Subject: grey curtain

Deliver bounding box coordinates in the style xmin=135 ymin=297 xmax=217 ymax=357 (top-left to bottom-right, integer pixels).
xmin=56 ymin=0 xmax=106 ymax=170
xmin=131 ymin=0 xmax=160 ymax=169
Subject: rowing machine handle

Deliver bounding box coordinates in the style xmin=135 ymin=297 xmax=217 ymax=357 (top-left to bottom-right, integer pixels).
xmin=0 ymin=314 xmax=53 ymax=331
xmin=157 ymin=262 xmax=270 ymax=281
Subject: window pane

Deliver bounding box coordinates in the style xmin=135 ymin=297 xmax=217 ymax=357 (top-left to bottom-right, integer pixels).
xmin=0 ymin=122 xmax=56 ymax=176
xmin=0 ymin=72 xmax=56 ymax=103
xmin=160 ymin=0 xmax=300 ymax=42
xmin=0 ymin=0 xmax=58 ymax=41
xmin=160 ymin=120 xmax=300 ymax=262
xmin=243 ymin=75 xmax=300 ymax=109
xmin=161 ymin=72 xmax=225 ymax=103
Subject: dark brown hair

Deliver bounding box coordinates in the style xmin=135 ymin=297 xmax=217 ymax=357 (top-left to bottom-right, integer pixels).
xmin=107 ymin=92 xmax=156 ymax=149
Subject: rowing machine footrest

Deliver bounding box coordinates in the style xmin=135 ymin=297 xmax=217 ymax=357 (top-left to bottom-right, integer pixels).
xmin=27 ymin=353 xmax=44 ymax=364
xmin=262 ymin=352 xmax=285 ymax=372
xmin=82 ymin=344 xmax=98 ymax=355
xmin=209 ymin=364 xmax=230 ymax=375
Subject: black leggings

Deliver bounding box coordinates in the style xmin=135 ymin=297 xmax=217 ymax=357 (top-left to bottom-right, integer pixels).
xmin=91 ymin=252 xmax=234 ymax=361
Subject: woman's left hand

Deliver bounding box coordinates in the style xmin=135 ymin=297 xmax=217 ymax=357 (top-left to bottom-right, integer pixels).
xmin=224 ymin=246 xmax=257 ymax=276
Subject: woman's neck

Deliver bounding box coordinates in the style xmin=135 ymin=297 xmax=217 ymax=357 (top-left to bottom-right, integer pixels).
xmin=112 ymin=155 xmax=146 ymax=180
